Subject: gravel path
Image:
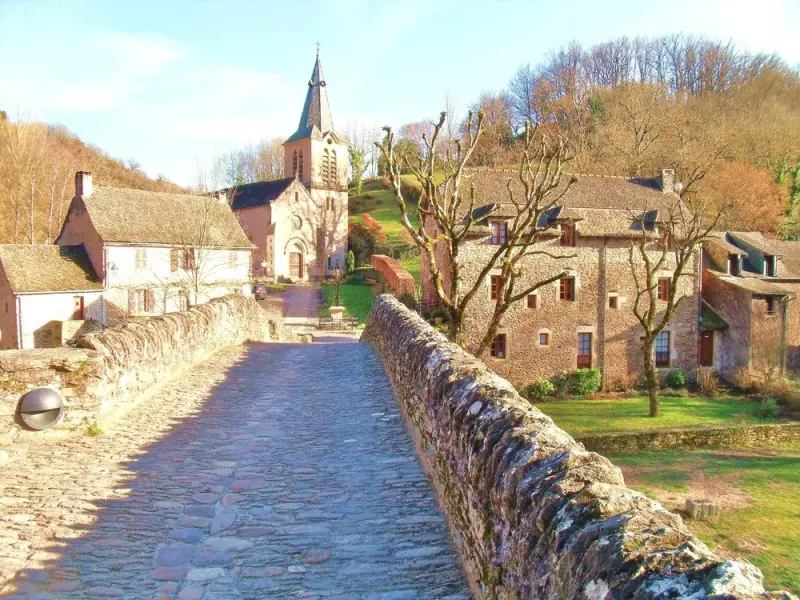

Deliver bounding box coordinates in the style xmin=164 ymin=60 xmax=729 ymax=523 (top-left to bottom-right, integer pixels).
xmin=0 ymin=343 xmax=468 ymax=599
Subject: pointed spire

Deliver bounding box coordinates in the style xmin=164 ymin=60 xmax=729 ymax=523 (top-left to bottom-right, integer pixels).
xmin=286 ymin=47 xmax=335 ymax=143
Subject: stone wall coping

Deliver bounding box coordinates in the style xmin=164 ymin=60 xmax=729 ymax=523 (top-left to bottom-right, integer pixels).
xmin=362 ymin=293 xmax=796 ymax=600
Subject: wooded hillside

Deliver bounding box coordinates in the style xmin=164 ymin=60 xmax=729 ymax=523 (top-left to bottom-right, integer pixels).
xmin=397 ymin=34 xmax=800 ymax=238
xmin=0 ymin=112 xmax=183 ymax=245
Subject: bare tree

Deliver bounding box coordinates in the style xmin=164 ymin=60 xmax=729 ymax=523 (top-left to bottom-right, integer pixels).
xmin=379 ymin=112 xmax=573 ymax=354
xmin=628 ymin=194 xmax=724 ymax=417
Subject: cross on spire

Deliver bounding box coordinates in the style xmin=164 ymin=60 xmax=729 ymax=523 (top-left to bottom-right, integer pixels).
xmin=316 ymin=41 xmax=320 ymax=58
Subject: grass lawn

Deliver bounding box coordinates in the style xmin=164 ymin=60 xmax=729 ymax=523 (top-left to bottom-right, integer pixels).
xmin=608 ymin=443 xmax=800 ymax=594
xmin=536 ymin=396 xmax=780 ymax=436
xmin=322 ymin=283 xmax=374 ymax=324
xmin=349 ymin=179 xmax=420 ymax=246
xmin=349 ymin=178 xmax=422 ymax=284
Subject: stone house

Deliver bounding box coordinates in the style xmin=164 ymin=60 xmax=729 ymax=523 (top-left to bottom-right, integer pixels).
xmin=227 ymin=51 xmax=348 ymax=282
xmin=421 ymin=169 xmax=701 ymax=388
xmin=701 ymin=231 xmax=799 ymax=377
xmin=0 ymin=245 xmax=104 ymax=349
xmin=57 ymin=172 xmax=253 ymax=325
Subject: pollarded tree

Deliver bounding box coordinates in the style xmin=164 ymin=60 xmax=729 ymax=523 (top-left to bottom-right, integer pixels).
xmin=378 ymin=111 xmax=574 ymax=355
xmin=628 ymin=192 xmax=724 ymax=417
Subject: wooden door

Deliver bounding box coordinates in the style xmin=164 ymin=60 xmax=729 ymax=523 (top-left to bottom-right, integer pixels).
xmin=289 ymin=252 xmax=303 ymax=279
xmin=72 ymin=296 xmax=84 ymax=320
xmin=700 ymin=331 xmax=714 ymax=366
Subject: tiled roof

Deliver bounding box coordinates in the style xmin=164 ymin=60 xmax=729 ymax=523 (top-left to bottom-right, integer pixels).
xmin=286 ymin=53 xmax=342 ymax=143
xmin=706 ymin=268 xmax=795 ymax=295
xmin=224 ymin=178 xmax=296 ymax=211
xmin=460 ymin=171 xmax=678 ymax=238
xmin=765 ymin=239 xmax=800 ymax=279
xmin=0 ymin=245 xmax=102 ymax=293
xmin=78 ymin=187 xmax=253 ymax=249
xmin=707 ymin=232 xmax=748 ymax=255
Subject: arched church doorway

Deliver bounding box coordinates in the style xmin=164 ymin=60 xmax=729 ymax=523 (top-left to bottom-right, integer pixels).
xmin=289 ymin=245 xmax=304 ymax=279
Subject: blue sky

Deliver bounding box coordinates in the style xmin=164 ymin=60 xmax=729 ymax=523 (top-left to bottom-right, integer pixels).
xmin=1 ymin=0 xmax=798 ymax=187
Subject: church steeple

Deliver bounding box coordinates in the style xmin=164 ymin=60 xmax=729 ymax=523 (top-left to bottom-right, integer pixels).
xmin=286 ymin=48 xmax=335 ymax=143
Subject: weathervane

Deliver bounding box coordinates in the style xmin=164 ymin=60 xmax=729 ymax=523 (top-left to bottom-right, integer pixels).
xmin=316 ymin=41 xmax=320 ymax=57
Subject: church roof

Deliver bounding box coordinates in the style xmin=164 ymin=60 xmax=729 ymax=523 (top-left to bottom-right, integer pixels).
xmin=286 ymin=52 xmax=341 ymax=143
xmin=225 ymin=178 xmax=296 ymax=211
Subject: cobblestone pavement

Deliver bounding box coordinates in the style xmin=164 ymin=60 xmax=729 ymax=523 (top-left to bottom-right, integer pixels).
xmin=0 ymin=343 xmax=468 ymax=599
xmin=281 ymin=285 xmax=322 ymax=319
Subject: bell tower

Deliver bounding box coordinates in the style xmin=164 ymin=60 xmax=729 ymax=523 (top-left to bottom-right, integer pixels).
xmin=283 ymin=47 xmax=349 ymax=277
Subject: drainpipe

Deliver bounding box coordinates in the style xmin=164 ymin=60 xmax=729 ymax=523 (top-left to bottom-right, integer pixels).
xmin=15 ymin=294 xmax=22 ymax=349
xmin=599 ymin=239 xmax=608 ymax=390
xmin=780 ymin=295 xmax=790 ymax=376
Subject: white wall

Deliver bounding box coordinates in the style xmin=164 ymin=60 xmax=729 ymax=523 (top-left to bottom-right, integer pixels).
xmin=103 ymin=245 xmax=251 ymax=323
xmin=18 ymin=291 xmax=103 ymax=349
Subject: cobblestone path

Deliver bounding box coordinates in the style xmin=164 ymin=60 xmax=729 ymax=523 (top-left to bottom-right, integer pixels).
xmin=0 ymin=343 xmax=468 ymax=599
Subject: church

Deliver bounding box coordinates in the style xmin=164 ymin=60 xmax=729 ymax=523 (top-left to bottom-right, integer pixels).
xmin=226 ymin=51 xmax=349 ymax=282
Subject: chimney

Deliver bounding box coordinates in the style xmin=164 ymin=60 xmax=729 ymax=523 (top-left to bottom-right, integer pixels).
xmin=660 ymin=168 xmax=675 ymax=194
xmin=75 ymin=171 xmax=93 ymax=197
xmin=213 ymin=190 xmax=227 ymax=204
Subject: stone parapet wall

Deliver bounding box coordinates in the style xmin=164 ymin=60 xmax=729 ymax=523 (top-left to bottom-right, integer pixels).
xmin=370 ymin=254 xmax=415 ymax=297
xmin=579 ymin=422 xmax=800 ymax=454
xmin=362 ymin=294 xmax=793 ymax=600
xmin=1 ymin=295 xmax=289 ymax=444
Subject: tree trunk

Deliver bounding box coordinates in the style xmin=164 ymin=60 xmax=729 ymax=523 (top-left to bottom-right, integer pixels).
xmin=642 ymin=337 xmax=660 ymax=417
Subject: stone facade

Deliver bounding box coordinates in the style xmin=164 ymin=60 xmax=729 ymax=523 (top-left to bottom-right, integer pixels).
xmin=701 ymin=232 xmax=799 ymax=378
xmin=0 ymin=295 xmax=290 ymax=443
xmin=363 ymin=294 xmax=792 ymax=599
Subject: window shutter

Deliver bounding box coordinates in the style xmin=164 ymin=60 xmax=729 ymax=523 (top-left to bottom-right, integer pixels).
xmin=128 ymin=290 xmax=136 ymax=314
xmin=145 ymin=289 xmax=155 ymax=312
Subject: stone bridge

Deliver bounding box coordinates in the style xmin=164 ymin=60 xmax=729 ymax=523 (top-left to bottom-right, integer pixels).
xmin=0 ymin=295 xmax=794 ymax=599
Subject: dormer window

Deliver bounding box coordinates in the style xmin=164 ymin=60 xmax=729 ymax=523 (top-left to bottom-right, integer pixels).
xmin=727 ymin=254 xmax=740 ymax=276
xmin=765 ymin=255 xmax=777 ymax=277
xmin=490 ymin=221 xmax=507 ymax=245
xmin=560 ymin=222 xmax=576 ymax=247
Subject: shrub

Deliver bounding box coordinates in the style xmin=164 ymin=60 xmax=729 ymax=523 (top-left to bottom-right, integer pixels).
xmin=362 ymin=213 xmax=388 ymax=244
xmin=398 ymin=292 xmax=416 ymax=310
xmin=345 ymin=250 xmax=355 ymax=275
xmin=527 ymin=378 xmax=555 ymax=402
xmin=761 ymin=376 xmax=794 ymax=402
xmin=87 ymin=423 xmax=103 ymax=437
xmin=759 ymin=396 xmax=781 ymax=419
xmin=661 ymin=387 xmax=689 ymax=397
xmin=381 ymin=177 xmax=392 ymax=189
xmin=730 ymin=366 xmax=755 ymax=393
xmin=553 ymin=369 xmax=601 ymax=396
xmin=696 ymin=367 xmax=719 ymax=396
xmin=664 ymin=368 xmax=687 ymax=389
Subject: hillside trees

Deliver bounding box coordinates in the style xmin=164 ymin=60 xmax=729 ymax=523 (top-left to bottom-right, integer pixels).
xmin=0 ymin=115 xmax=181 ymax=245
xmin=379 ymin=112 xmax=574 ymax=353
xmin=220 ymin=136 xmax=285 ymax=187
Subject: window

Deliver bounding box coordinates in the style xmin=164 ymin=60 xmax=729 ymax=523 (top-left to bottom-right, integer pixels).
xmin=765 ymin=255 xmax=777 ymax=277
xmin=539 ymin=332 xmax=549 ymax=346
xmin=490 ymin=221 xmax=507 ymax=245
xmin=322 ymin=149 xmax=330 ymax=184
xmin=560 ymin=222 xmax=576 ymax=247
xmin=330 ymin=149 xmax=337 ymax=184
xmin=295 ymin=191 xmax=299 ymax=203
xmin=292 ymin=150 xmax=298 ymax=176
xmin=298 ymin=151 xmax=304 ymax=179
xmin=527 ymin=293 xmax=538 ymax=309
xmin=181 ymin=248 xmax=195 ymax=270
xmin=229 ymin=251 xmax=238 ymax=269
xmin=326 ymin=197 xmax=335 ymax=211
xmin=608 ymin=295 xmax=618 ymax=309
xmin=144 ymin=289 xmax=156 ymax=313
xmin=490 ymin=334 xmax=507 ymax=359
xmin=577 ymin=332 xmax=592 ymax=368
xmin=490 ymin=275 xmax=503 ymax=300
xmin=658 ymin=227 xmax=670 ymax=248
xmin=4 ymin=302 xmax=7 ymax=313
xmin=655 ymin=331 xmax=670 ymax=367
xmin=170 ymin=248 xmax=179 ymax=272
xmin=728 ymin=254 xmax=740 ymax=276
xmin=560 ymin=277 xmax=575 ymax=301
xmin=657 ymin=278 xmax=671 ymax=301
xmin=134 ymin=248 xmax=147 ymax=270
xmin=765 ymin=296 xmax=776 ymax=315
